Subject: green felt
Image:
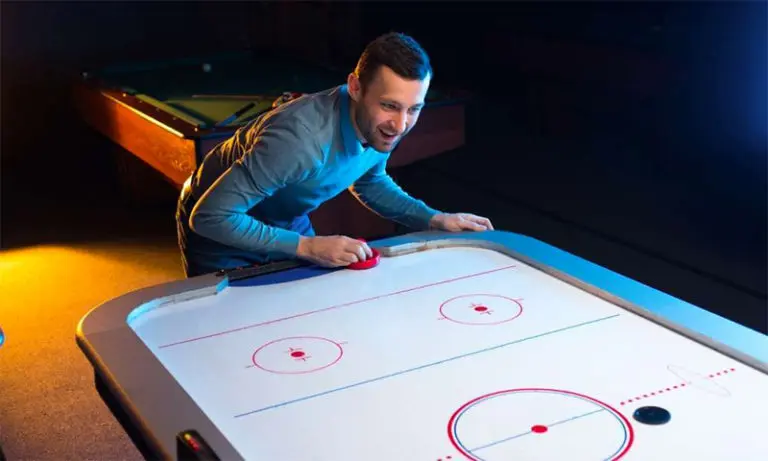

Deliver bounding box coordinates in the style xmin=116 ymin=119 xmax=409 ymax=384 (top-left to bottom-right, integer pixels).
xmin=135 ymin=94 xmax=207 ymax=127
xmin=166 ymin=98 xmax=274 ymax=126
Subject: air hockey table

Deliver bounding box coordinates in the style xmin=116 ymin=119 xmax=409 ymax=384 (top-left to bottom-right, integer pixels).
xmin=76 ymin=230 xmax=768 ymax=461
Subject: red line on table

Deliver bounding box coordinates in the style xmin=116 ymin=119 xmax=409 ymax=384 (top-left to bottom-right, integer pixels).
xmin=158 ymin=264 xmax=516 ymax=348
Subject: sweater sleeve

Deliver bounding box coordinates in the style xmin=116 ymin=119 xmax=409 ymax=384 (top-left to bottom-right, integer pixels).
xmin=348 ymin=155 xmax=441 ymax=230
xmin=189 ymin=117 xmax=318 ymax=258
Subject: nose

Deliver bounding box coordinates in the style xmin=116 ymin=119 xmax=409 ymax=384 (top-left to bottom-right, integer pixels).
xmin=392 ymin=111 xmax=408 ymax=134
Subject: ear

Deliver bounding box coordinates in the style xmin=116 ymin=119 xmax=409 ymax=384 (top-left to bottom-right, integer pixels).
xmin=347 ymin=72 xmax=361 ymax=101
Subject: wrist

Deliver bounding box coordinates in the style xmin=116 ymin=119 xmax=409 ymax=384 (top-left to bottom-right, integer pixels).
xmin=296 ymin=235 xmax=312 ymax=258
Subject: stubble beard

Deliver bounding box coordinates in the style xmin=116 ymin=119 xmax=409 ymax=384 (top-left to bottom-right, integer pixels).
xmin=356 ymin=110 xmax=407 ymax=153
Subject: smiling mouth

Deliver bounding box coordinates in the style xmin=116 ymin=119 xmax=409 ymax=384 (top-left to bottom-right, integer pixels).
xmin=378 ymin=128 xmax=398 ymax=142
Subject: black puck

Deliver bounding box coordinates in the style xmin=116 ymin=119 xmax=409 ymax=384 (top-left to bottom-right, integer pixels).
xmin=633 ymin=406 xmax=671 ymax=425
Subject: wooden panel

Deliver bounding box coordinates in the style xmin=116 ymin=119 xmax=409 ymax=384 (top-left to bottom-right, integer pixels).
xmin=72 ymin=83 xmax=196 ymax=188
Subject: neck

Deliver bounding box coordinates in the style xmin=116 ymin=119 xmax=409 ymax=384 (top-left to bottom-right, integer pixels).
xmin=347 ymin=97 xmax=368 ymax=146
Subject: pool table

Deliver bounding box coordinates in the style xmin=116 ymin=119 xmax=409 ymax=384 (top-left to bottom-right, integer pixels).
xmin=76 ymin=230 xmax=768 ymax=461
xmin=72 ymin=50 xmax=470 ymax=239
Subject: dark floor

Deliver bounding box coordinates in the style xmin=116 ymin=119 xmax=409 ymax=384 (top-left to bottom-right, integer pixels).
xmin=1 ymin=97 xmax=765 ymax=460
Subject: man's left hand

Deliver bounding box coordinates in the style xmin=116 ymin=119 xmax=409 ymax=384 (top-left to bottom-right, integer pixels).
xmin=429 ymin=213 xmax=494 ymax=232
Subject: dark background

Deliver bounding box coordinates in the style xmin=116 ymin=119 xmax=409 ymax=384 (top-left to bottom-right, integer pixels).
xmin=0 ymin=1 xmax=766 ymax=458
xmin=3 ymin=0 xmax=765 ymax=306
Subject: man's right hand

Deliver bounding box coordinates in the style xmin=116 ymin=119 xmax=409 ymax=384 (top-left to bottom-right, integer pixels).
xmin=296 ymin=235 xmax=374 ymax=267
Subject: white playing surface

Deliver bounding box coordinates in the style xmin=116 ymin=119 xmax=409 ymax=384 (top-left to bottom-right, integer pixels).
xmin=131 ymin=247 xmax=768 ymax=460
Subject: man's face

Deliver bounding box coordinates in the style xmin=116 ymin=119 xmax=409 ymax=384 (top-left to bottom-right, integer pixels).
xmin=348 ymin=66 xmax=430 ymax=153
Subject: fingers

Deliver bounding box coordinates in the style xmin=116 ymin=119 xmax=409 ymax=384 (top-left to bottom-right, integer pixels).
xmin=303 ymin=236 xmax=377 ymax=267
xmin=461 ymin=214 xmax=494 ymax=231
xmin=338 ymin=252 xmax=361 ymax=265
xmin=465 ymin=220 xmax=487 ymax=231
xmin=361 ymin=242 xmax=373 ymax=259
xmin=350 ymin=238 xmax=373 ymax=260
xmin=341 ymin=237 xmax=373 ymax=264
xmin=474 ymin=216 xmax=493 ymax=230
xmin=318 ymin=259 xmax=343 ymax=268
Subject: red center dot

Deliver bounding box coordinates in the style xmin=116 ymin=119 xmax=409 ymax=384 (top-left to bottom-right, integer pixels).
xmin=290 ymin=351 xmax=305 ymax=358
xmin=531 ymin=425 xmax=548 ymax=433
xmin=474 ymin=306 xmax=488 ymax=312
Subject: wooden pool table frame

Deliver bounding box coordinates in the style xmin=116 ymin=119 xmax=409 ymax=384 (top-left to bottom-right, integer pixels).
xmin=72 ymin=53 xmax=469 ymax=239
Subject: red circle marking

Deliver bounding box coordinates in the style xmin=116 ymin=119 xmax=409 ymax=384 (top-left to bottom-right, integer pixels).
xmin=290 ymin=350 xmax=305 ymax=358
xmin=251 ymin=336 xmax=344 ymax=374
xmin=440 ymin=294 xmax=523 ymax=326
xmin=474 ymin=306 xmax=488 ymax=312
xmin=531 ymin=425 xmax=548 ymax=433
xmin=447 ymin=388 xmax=634 ymax=460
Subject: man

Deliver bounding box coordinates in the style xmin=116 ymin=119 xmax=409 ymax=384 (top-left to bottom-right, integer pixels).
xmin=177 ymin=32 xmax=493 ymax=277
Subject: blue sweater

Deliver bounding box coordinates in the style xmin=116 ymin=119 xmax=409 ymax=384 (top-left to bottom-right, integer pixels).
xmin=186 ymin=84 xmax=440 ymax=262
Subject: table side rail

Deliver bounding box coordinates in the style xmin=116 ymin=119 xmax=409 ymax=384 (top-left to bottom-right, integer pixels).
xmin=76 ymin=274 xmax=242 ymax=461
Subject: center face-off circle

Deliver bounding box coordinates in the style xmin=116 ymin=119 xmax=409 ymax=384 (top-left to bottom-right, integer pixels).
xmin=448 ymin=388 xmax=634 ymax=460
xmin=251 ymin=336 xmax=344 ymax=374
xmin=440 ymin=294 xmax=523 ymax=325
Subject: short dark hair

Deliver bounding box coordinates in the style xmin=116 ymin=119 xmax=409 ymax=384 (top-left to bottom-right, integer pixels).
xmin=354 ymin=32 xmax=432 ymax=89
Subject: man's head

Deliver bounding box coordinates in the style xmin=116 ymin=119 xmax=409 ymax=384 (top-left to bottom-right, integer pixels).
xmin=347 ymin=32 xmax=432 ymax=153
